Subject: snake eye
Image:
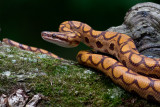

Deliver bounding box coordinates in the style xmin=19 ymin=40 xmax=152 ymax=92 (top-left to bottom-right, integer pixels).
xmin=52 ymin=34 xmax=57 ymax=38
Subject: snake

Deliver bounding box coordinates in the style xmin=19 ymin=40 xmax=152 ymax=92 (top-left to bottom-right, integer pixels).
xmin=2 ymin=21 xmax=160 ymax=102
xmin=2 ymin=38 xmax=62 ymax=59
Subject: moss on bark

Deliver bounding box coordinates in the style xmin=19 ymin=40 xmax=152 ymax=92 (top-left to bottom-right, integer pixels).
xmin=0 ymin=42 xmax=159 ymax=106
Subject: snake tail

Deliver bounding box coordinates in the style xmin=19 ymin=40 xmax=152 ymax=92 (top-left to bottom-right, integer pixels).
xmin=2 ymin=38 xmax=61 ymax=59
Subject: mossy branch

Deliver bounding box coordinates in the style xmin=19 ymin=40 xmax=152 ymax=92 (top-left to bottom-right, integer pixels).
xmin=0 ymin=42 xmax=159 ymax=106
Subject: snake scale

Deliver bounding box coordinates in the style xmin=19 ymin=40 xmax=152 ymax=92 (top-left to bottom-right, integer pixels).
xmin=3 ymin=21 xmax=160 ymax=102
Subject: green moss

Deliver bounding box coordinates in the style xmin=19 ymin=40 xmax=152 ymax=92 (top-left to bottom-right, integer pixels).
xmin=0 ymin=42 xmax=159 ymax=106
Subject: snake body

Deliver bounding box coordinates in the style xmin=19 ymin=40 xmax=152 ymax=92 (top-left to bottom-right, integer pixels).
xmin=77 ymin=51 xmax=160 ymax=102
xmin=2 ymin=38 xmax=61 ymax=59
xmin=3 ymin=21 xmax=160 ymax=102
xmin=42 ymin=21 xmax=160 ymax=78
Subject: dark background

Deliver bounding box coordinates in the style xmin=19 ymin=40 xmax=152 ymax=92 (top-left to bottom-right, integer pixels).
xmin=1 ymin=0 xmax=160 ymax=60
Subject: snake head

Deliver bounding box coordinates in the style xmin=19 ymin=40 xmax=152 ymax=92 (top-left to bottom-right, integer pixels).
xmin=41 ymin=31 xmax=80 ymax=48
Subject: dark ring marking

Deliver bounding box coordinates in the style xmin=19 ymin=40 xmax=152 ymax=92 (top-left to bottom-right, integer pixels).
xmin=85 ymin=37 xmax=90 ymax=43
xmin=122 ymin=60 xmax=127 ymax=67
xmin=19 ymin=44 xmax=25 ymax=50
xmin=128 ymin=53 xmax=142 ymax=66
xmin=8 ymin=39 xmax=15 ymax=46
xmin=96 ymin=41 xmax=103 ymax=48
xmin=109 ymin=43 xmax=115 ymax=50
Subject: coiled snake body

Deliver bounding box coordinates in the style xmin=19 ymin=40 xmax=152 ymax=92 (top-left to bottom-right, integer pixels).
xmin=3 ymin=21 xmax=160 ymax=102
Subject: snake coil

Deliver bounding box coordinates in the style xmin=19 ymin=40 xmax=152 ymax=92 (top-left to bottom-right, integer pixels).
xmin=3 ymin=2 xmax=160 ymax=103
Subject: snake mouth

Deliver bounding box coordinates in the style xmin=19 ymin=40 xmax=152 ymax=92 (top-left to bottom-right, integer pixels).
xmin=41 ymin=31 xmax=72 ymax=48
xmin=41 ymin=31 xmax=80 ymax=48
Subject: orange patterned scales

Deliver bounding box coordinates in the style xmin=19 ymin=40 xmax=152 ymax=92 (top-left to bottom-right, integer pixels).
xmin=41 ymin=21 xmax=160 ymax=77
xmin=3 ymin=21 xmax=160 ymax=102
xmin=2 ymin=38 xmax=61 ymax=59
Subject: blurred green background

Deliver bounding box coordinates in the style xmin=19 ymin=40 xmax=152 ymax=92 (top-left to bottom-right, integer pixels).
xmin=1 ymin=0 xmax=160 ymax=60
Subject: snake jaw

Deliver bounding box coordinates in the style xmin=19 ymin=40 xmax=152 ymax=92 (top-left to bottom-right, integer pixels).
xmin=41 ymin=31 xmax=79 ymax=48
